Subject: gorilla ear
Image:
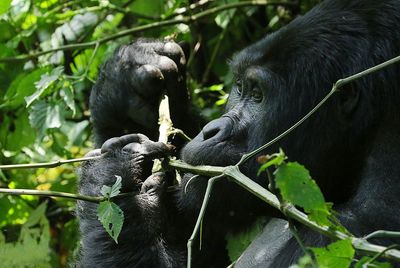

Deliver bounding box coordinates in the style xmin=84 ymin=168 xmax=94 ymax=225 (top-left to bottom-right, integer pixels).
xmin=339 ymin=82 xmax=360 ymax=115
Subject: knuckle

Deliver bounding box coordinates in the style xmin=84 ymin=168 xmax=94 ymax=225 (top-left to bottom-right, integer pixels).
xmin=158 ymin=56 xmax=179 ymax=73
xmin=136 ymin=64 xmax=164 ymax=81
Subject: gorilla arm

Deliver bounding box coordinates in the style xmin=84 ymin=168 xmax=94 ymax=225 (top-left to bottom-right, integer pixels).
xmin=76 ymin=134 xmax=185 ymax=267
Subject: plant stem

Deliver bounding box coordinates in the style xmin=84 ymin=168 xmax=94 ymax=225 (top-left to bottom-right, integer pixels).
xmin=365 ymin=230 xmax=400 ymax=241
xmin=187 ymin=175 xmax=223 ymax=268
xmin=0 ymin=154 xmax=103 ymax=170
xmin=0 ymin=188 xmax=104 ymax=203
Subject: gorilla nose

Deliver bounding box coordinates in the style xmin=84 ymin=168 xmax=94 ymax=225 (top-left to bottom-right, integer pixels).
xmin=201 ymin=117 xmax=233 ymax=141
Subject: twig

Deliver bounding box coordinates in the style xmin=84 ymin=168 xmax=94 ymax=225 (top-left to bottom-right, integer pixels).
xmin=0 ymin=188 xmax=104 ymax=203
xmin=361 ymin=245 xmax=400 ymax=268
xmin=365 ymin=231 xmax=400 ymax=241
xmin=187 ymin=175 xmax=224 ymax=268
xmin=0 ymin=1 xmax=295 ymax=63
xmin=0 ymin=188 xmax=136 ymax=203
xmin=0 ymin=154 xmax=103 ymax=170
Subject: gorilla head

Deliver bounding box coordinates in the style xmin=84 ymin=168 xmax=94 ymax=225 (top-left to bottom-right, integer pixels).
xmin=180 ymin=0 xmax=400 ymax=216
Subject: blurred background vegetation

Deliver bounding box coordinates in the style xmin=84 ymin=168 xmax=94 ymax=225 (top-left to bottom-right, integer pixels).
xmin=0 ymin=0 xmax=320 ymax=266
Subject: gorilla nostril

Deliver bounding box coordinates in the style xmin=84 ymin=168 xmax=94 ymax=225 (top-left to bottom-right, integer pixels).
xmin=202 ymin=126 xmax=221 ymax=140
xmin=201 ymin=118 xmax=232 ymax=141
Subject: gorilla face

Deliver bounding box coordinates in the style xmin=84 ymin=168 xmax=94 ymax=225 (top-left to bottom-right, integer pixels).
xmin=178 ymin=62 xmax=287 ymax=216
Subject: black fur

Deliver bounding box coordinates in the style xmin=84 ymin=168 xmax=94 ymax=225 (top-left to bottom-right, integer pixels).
xmin=77 ymin=1 xmax=400 ymax=267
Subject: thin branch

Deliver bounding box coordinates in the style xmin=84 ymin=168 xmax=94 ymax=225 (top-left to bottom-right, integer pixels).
xmin=237 ymin=54 xmax=400 ymax=166
xmin=362 ymin=245 xmax=400 ymax=267
xmin=0 ymin=188 xmax=136 ymax=203
xmin=0 ymin=1 xmax=295 ymax=63
xmin=365 ymin=231 xmax=400 ymax=241
xmin=0 ymin=188 xmax=104 ymax=203
xmin=0 ymin=154 xmax=104 ymax=171
xmin=187 ymin=175 xmax=224 ymax=268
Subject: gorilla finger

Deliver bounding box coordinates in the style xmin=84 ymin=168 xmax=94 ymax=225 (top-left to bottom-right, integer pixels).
xmin=133 ymin=64 xmax=165 ymax=99
xmin=155 ymin=42 xmax=186 ymax=68
xmin=101 ymin=134 xmax=149 ymax=153
xmin=141 ymin=141 xmax=175 ymax=158
xmin=157 ymin=56 xmax=179 ymax=76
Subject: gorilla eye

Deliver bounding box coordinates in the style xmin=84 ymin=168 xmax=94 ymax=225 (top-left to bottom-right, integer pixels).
xmin=252 ymin=88 xmax=263 ymax=102
xmin=235 ymin=79 xmax=243 ymax=95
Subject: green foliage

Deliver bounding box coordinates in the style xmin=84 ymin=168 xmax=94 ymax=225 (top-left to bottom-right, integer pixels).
xmin=275 ymin=162 xmax=331 ymax=226
xmin=0 ymin=202 xmax=51 ymax=267
xmin=311 ymin=239 xmax=355 ymax=268
xmin=97 ymin=176 xmax=124 ymax=243
xmin=257 ymin=148 xmax=286 ymax=176
xmin=226 ymin=216 xmax=269 ymax=262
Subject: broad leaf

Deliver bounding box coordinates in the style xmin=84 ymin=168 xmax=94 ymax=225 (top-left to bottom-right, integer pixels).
xmin=3 ymin=68 xmax=49 ymax=108
xmin=274 ymin=162 xmax=331 ymax=226
xmin=311 ymin=239 xmax=355 ymax=268
xmin=97 ymin=201 xmax=124 ymax=243
xmin=25 ymin=66 xmax=64 ymax=107
xmin=28 ymin=100 xmax=63 ymax=137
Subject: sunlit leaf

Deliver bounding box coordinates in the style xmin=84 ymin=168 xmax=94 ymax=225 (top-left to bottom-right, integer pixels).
xmin=0 ymin=0 xmax=12 ymax=15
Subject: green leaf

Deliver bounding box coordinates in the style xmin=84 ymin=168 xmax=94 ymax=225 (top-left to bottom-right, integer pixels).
xmin=0 ymin=0 xmax=12 ymax=15
xmin=311 ymin=239 xmax=355 ymax=268
xmin=60 ymin=85 xmax=76 ymax=116
xmin=129 ymin=0 xmax=164 ymax=17
xmin=25 ymin=66 xmax=64 ymax=107
xmin=274 ymin=162 xmax=331 ymax=226
xmin=100 ymin=175 xmax=122 ymax=199
xmin=2 ymin=68 xmax=49 ymax=108
xmin=215 ymin=9 xmax=235 ymax=29
xmin=28 ymin=100 xmax=63 ymax=137
xmin=354 ymin=256 xmax=392 ymax=268
xmin=97 ymin=201 xmax=124 ymax=243
xmin=257 ymin=149 xmax=286 ymax=176
xmin=226 ymin=217 xmax=269 ymax=262
xmin=5 ymin=110 xmax=36 ymax=151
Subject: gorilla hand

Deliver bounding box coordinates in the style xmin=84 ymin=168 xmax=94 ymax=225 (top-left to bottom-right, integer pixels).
xmin=79 ymin=133 xmax=173 ymax=196
xmin=90 ymin=39 xmax=188 ymax=146
xmin=77 ymin=134 xmax=175 ymax=267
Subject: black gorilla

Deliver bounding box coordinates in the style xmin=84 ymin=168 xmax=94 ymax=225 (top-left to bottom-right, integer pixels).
xmin=77 ymin=0 xmax=400 ymax=267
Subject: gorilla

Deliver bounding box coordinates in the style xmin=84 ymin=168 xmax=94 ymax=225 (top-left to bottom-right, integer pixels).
xmin=76 ymin=0 xmax=400 ymax=267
